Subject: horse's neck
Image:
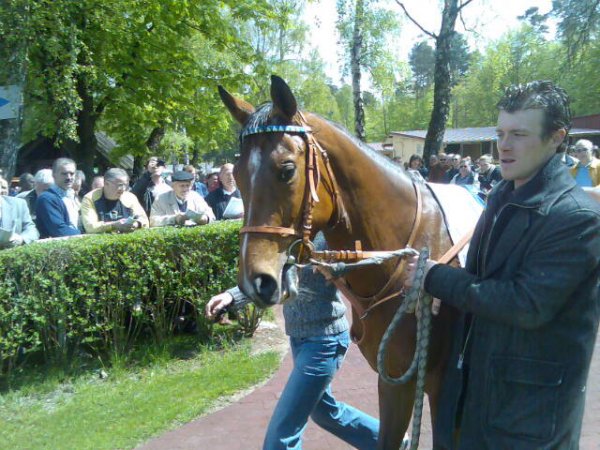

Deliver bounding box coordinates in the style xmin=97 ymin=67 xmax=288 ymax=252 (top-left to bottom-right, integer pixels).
xmin=313 ymin=117 xmax=417 ymax=252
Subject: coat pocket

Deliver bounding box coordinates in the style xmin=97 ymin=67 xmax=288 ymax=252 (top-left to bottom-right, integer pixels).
xmin=487 ymin=356 xmax=564 ymax=442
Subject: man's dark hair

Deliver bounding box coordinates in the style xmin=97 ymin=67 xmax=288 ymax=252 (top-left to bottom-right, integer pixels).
xmin=497 ymin=80 xmax=571 ymax=152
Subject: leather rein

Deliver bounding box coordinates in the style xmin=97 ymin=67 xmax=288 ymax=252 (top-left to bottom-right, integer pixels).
xmin=238 ymin=114 xmax=472 ymax=317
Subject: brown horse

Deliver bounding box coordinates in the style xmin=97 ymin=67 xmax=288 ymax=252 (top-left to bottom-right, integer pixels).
xmin=219 ymin=76 xmax=462 ymax=449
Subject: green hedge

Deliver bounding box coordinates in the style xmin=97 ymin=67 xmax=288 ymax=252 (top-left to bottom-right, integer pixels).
xmin=0 ymin=221 xmax=242 ymax=375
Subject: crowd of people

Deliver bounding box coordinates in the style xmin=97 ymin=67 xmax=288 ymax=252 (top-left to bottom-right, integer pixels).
xmin=0 ymin=157 xmax=242 ymax=250
xmin=402 ymin=137 xmax=599 ymax=200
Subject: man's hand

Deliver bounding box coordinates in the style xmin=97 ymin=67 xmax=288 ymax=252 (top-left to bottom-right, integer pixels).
xmin=112 ymin=219 xmax=136 ymax=233
xmin=186 ymin=210 xmax=209 ymax=225
xmin=404 ymin=253 xmax=441 ymax=315
xmin=9 ymin=234 xmax=24 ymax=247
xmin=205 ymin=292 xmax=234 ymax=321
xmin=174 ymin=213 xmax=187 ymax=226
xmin=0 ymin=234 xmax=24 ymax=248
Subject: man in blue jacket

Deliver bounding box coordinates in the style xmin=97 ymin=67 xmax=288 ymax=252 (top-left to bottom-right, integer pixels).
xmin=36 ymin=158 xmax=81 ymax=238
xmin=406 ymin=81 xmax=600 ymax=449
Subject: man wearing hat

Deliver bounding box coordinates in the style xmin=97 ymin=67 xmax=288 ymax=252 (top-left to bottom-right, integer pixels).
xmin=150 ymin=170 xmax=215 ymax=227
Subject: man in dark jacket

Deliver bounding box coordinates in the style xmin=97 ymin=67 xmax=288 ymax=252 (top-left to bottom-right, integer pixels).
xmin=406 ymin=80 xmax=600 ymax=449
xmin=205 ymin=163 xmax=242 ymax=220
xmin=36 ymin=158 xmax=81 ymax=238
xmin=131 ymin=156 xmax=172 ymax=216
xmin=476 ymin=153 xmax=503 ymax=193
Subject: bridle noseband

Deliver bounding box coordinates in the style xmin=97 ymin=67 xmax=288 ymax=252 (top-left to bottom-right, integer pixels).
xmin=238 ymin=114 xmax=349 ymax=261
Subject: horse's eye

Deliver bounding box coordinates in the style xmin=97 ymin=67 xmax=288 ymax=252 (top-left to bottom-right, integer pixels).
xmin=279 ymin=164 xmax=296 ymax=183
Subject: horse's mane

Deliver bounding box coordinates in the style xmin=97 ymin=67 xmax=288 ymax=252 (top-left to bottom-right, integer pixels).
xmin=241 ymin=102 xmax=410 ymax=180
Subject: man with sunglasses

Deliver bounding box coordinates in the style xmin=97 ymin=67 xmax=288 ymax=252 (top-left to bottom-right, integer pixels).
xmin=570 ymin=139 xmax=600 ymax=187
xmin=81 ymin=168 xmax=148 ymax=233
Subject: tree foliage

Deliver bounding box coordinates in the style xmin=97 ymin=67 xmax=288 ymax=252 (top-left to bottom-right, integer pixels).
xmin=552 ymin=0 xmax=600 ymax=61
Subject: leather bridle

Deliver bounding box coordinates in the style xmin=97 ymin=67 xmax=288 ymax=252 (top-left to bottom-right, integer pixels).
xmin=239 ymin=112 xmax=349 ymax=261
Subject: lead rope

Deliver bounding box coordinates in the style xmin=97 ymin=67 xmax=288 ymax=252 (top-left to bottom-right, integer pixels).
xmin=376 ymin=247 xmax=431 ymax=450
xmin=299 ymin=246 xmax=432 ymax=450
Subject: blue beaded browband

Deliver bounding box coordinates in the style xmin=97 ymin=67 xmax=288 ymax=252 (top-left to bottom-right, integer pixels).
xmin=241 ymin=125 xmax=311 ymax=138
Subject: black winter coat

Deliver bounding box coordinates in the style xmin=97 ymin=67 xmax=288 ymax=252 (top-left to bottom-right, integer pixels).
xmin=426 ymin=154 xmax=600 ymax=449
xmin=205 ymin=188 xmax=241 ymax=220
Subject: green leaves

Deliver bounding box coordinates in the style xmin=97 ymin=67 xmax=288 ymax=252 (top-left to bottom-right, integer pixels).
xmin=0 ymin=222 xmax=242 ymax=376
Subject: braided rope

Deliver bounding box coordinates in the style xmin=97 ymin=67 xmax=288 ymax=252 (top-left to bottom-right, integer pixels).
xmin=298 ymin=246 xmax=432 ymax=450
xmin=376 ymin=247 xmax=431 ymax=450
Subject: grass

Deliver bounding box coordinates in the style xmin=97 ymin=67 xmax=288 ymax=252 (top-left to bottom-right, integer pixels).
xmin=0 ymin=335 xmax=281 ymax=450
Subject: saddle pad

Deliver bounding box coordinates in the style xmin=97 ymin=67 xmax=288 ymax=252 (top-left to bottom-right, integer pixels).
xmin=425 ymin=182 xmax=484 ymax=267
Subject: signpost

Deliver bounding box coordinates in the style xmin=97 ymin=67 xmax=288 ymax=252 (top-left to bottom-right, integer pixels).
xmin=0 ymin=85 xmax=22 ymax=120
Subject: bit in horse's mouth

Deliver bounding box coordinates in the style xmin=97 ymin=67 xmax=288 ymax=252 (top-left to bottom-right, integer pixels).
xmin=281 ymin=264 xmax=299 ymax=304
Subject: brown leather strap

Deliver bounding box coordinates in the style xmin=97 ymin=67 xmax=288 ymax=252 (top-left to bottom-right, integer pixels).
xmin=240 ymin=226 xmax=301 ymax=237
xmin=438 ymin=226 xmax=476 ymax=265
xmin=365 ymin=181 xmax=423 ymax=302
xmin=320 ymin=182 xmax=424 ymax=320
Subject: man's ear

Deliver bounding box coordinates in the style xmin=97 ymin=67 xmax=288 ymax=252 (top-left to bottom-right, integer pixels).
xmin=552 ymin=128 xmax=567 ymax=148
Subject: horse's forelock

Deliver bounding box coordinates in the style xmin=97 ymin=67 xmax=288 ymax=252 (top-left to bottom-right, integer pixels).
xmin=244 ymin=103 xmax=273 ymax=132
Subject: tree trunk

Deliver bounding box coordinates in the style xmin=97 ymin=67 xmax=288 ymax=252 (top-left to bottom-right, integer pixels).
xmin=351 ymin=0 xmax=366 ymax=142
xmin=132 ymin=124 xmax=165 ymax=177
xmin=71 ymin=78 xmax=98 ymax=181
xmin=146 ymin=124 xmax=165 ymax=153
xmin=0 ymin=20 xmax=27 ymax=179
xmin=423 ymin=0 xmax=461 ymax=162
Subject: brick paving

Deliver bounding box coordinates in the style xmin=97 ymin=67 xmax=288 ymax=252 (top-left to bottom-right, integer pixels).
xmin=139 ymin=306 xmax=600 ymax=450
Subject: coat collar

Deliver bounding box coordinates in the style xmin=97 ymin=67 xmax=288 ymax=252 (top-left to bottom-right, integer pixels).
xmin=481 ymin=154 xmax=575 ymax=277
xmin=490 ymin=153 xmax=576 ymax=216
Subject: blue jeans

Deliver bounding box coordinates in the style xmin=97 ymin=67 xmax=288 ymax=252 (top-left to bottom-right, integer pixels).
xmin=262 ymin=330 xmax=379 ymax=450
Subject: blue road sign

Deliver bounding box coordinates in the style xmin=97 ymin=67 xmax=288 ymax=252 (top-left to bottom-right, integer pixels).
xmin=0 ymin=85 xmax=21 ymax=120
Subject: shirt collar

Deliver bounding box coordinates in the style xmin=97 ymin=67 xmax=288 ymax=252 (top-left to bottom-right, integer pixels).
xmin=55 ymin=185 xmax=75 ymax=199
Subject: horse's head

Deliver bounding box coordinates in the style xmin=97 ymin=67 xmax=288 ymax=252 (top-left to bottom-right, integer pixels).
xmin=218 ymin=76 xmax=340 ymax=307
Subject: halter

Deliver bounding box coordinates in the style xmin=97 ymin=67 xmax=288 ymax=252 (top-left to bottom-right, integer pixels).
xmin=239 ymin=113 xmax=349 ymax=261
xmin=237 ymin=111 xmax=472 ymax=318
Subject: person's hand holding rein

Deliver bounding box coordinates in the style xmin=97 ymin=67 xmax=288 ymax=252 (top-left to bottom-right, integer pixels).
xmin=205 ymin=291 xmax=234 ymax=321
xmin=403 ymin=253 xmax=441 ymax=315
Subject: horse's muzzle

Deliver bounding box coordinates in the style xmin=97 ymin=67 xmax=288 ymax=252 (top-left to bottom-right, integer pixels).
xmin=251 ymin=273 xmax=279 ymax=306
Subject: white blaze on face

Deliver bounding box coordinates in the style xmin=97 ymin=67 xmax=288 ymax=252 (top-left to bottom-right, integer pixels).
xmin=248 ymin=146 xmax=262 ymax=190
xmin=240 ymin=146 xmax=262 ymax=296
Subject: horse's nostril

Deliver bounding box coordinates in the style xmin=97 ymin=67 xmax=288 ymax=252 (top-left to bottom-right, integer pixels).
xmin=252 ymin=274 xmax=278 ymax=305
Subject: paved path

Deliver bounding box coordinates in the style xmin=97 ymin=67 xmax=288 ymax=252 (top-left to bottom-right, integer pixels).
xmin=140 ymin=306 xmax=600 ymax=450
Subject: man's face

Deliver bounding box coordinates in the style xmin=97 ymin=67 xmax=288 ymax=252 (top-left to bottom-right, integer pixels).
xmin=184 ymin=168 xmax=197 ymax=179
xmin=147 ymin=157 xmax=164 ymax=176
xmin=478 ymin=159 xmax=490 ymax=172
xmin=220 ymin=166 xmax=236 ymax=190
xmin=459 ymin=162 xmax=471 ymax=176
xmin=54 ymin=163 xmax=76 ymax=190
xmin=451 ymin=155 xmax=461 ymax=169
xmin=438 ymin=154 xmax=448 ymax=167
xmin=574 ymin=146 xmax=591 ymax=164
xmin=173 ymin=180 xmax=193 ymax=200
xmin=429 ymin=155 xmax=438 ymax=166
xmin=103 ymin=176 xmax=129 ymax=201
xmin=207 ymin=174 xmax=219 ymax=190
xmin=496 ymin=109 xmax=564 ymax=189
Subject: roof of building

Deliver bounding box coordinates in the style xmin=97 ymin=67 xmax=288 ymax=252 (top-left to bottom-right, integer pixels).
xmin=367 ymin=142 xmax=394 ymax=152
xmin=391 ymin=126 xmax=600 ymax=144
xmin=96 ymin=132 xmax=134 ymax=170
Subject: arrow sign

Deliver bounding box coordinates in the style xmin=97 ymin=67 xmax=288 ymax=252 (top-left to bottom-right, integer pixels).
xmin=0 ymin=85 xmax=22 ymax=120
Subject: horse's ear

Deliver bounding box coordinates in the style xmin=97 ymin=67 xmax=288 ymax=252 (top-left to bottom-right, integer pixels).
xmin=218 ymin=85 xmax=255 ymax=125
xmin=270 ymin=75 xmax=297 ymax=119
